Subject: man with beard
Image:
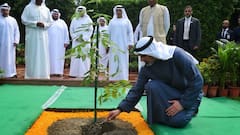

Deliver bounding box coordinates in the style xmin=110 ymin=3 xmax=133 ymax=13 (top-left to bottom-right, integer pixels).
xmin=48 ymin=9 xmax=69 ymax=77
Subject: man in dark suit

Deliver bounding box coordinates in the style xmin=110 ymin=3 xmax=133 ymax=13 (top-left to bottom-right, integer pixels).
xmin=217 ymin=19 xmax=234 ymax=42
xmin=234 ymin=17 xmax=240 ymax=43
xmin=175 ymin=5 xmax=201 ymax=55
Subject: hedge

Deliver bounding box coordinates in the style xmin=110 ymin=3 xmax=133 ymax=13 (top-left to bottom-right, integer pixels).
xmin=166 ymin=0 xmax=238 ymax=59
xmin=0 ymin=0 xmax=238 ymax=59
xmin=81 ymin=0 xmax=238 ymax=59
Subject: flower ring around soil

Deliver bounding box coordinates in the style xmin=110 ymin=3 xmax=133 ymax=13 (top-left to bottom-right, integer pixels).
xmin=25 ymin=111 xmax=154 ymax=135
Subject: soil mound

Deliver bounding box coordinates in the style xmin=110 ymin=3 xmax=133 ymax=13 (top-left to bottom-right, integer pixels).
xmin=48 ymin=118 xmax=137 ymax=135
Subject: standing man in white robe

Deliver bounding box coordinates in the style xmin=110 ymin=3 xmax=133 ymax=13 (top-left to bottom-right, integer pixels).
xmin=108 ymin=5 xmax=134 ymax=81
xmin=21 ymin=0 xmax=52 ymax=79
xmin=139 ymin=0 xmax=170 ymax=43
xmin=0 ymin=3 xmax=20 ymax=78
xmin=96 ymin=17 xmax=109 ymax=71
xmin=69 ymin=6 xmax=93 ymax=78
xmin=48 ymin=9 xmax=69 ymax=77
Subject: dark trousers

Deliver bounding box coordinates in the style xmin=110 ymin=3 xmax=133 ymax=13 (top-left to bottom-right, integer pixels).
xmin=145 ymin=80 xmax=200 ymax=128
xmin=182 ymin=40 xmax=198 ymax=58
xmin=182 ymin=40 xmax=192 ymax=54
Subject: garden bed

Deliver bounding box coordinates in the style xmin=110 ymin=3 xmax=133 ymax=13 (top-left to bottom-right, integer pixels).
xmin=25 ymin=111 xmax=154 ymax=135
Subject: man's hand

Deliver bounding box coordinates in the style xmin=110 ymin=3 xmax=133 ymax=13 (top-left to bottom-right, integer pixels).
xmin=166 ymin=100 xmax=183 ymax=117
xmin=128 ymin=45 xmax=133 ymax=50
xmin=106 ymin=109 xmax=121 ymax=121
xmin=193 ymin=45 xmax=199 ymax=50
xmin=64 ymin=44 xmax=68 ymax=48
xmin=37 ymin=22 xmax=44 ymax=28
xmin=106 ymin=47 xmax=109 ymax=54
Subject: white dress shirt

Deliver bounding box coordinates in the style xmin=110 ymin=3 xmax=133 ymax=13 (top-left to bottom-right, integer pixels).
xmin=183 ymin=16 xmax=192 ymax=40
xmin=221 ymin=28 xmax=229 ymax=39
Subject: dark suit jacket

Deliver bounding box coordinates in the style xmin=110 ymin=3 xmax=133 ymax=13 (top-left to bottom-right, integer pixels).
xmin=175 ymin=17 xmax=201 ymax=50
xmin=217 ymin=28 xmax=234 ymax=41
xmin=234 ymin=27 xmax=240 ymax=43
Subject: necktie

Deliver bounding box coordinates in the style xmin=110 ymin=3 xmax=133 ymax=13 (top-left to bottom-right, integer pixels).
xmin=222 ymin=29 xmax=226 ymax=38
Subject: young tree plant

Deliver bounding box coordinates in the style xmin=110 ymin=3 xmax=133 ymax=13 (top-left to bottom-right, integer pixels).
xmin=65 ymin=10 xmax=131 ymax=123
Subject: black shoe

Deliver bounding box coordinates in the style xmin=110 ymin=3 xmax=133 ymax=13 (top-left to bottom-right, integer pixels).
xmin=193 ymin=108 xmax=199 ymax=117
xmin=10 ymin=75 xmax=17 ymax=78
xmin=142 ymin=90 xmax=147 ymax=96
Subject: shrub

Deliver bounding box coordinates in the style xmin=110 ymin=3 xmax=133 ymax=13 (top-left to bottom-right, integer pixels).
xmin=0 ymin=0 xmax=238 ymax=60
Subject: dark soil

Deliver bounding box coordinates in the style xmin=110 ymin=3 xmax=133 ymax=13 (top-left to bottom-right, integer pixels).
xmin=48 ymin=118 xmax=137 ymax=135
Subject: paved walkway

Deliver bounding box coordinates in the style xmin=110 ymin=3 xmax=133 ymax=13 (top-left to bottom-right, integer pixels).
xmin=14 ymin=65 xmax=138 ymax=82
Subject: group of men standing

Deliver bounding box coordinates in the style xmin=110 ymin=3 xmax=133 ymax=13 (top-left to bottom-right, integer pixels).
xmin=0 ymin=0 xmax=68 ymax=79
xmin=69 ymin=5 xmax=134 ymax=81
xmin=0 ymin=0 xmax=201 ymax=80
xmin=0 ymin=0 xmax=134 ymax=80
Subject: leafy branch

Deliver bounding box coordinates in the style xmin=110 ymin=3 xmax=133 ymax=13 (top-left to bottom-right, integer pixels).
xmin=98 ymin=80 xmax=131 ymax=105
xmin=65 ymin=11 xmax=131 ymax=103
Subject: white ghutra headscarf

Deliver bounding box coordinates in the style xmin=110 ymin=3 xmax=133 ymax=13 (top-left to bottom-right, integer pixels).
xmin=134 ymin=36 xmax=176 ymax=60
xmin=51 ymin=9 xmax=61 ymax=19
xmin=112 ymin=5 xmax=129 ymax=20
xmin=134 ymin=36 xmax=199 ymax=64
xmin=30 ymin=0 xmax=46 ymax=6
xmin=0 ymin=3 xmax=11 ymax=10
xmin=74 ymin=6 xmax=91 ymax=19
xmin=0 ymin=3 xmax=11 ymax=16
xmin=75 ymin=6 xmax=86 ymax=15
xmin=97 ymin=17 xmax=108 ymax=26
